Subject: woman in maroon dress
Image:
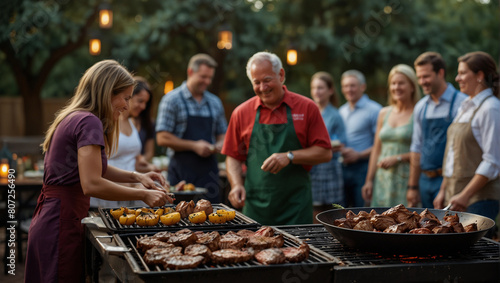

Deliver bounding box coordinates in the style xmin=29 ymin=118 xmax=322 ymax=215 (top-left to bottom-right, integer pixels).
xmin=24 ymin=60 xmax=173 ymax=282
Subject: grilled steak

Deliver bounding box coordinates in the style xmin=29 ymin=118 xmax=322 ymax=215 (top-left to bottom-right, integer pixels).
xmin=432 ymin=225 xmax=454 ymax=234
xmin=464 ymin=223 xmax=478 ymax=232
xmin=136 ymin=236 xmax=174 ymax=252
xmin=409 ymin=228 xmax=433 ymax=234
xmin=246 ymin=234 xmax=284 ymax=250
xmin=419 ymin=208 xmax=440 ymax=222
xmin=143 ymin=246 xmax=183 ymax=265
xmin=220 ymin=231 xmax=246 ymax=249
xmin=163 ymin=255 xmax=205 ymax=270
xmin=334 ymin=217 xmax=356 ymax=229
xmin=370 ymin=215 xmax=397 ymax=231
xmin=185 ymin=244 xmax=212 ymax=262
xmin=168 ymin=228 xmax=198 ymax=247
xmin=195 ymin=231 xmax=221 ymax=251
xmin=281 ymin=242 xmax=309 ymax=263
xmin=236 ymin=229 xmax=256 ymax=239
xmin=211 ymin=248 xmax=254 ymax=264
xmin=255 ymin=248 xmax=286 ymax=265
xmin=176 ymin=200 xmax=195 ymax=218
xmin=444 ymin=214 xmax=460 ymax=223
xmin=152 ymin=231 xmax=174 ymax=242
xmin=353 ymin=219 xmax=374 ymax=231
xmin=254 ymin=226 xmax=274 ymax=237
xmin=420 ymin=218 xmax=441 ymax=230
xmin=353 ymin=210 xmax=376 ymax=223
xmin=193 ymin=199 xmax=213 ymax=215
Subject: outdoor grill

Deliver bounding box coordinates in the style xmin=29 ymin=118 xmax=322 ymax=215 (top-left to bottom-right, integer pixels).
xmin=96 ymin=227 xmax=336 ymax=283
xmin=277 ymin=224 xmax=500 ymax=283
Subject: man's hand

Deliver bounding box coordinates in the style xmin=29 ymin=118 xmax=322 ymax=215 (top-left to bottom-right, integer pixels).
xmin=193 ymin=140 xmax=216 ymax=157
xmin=228 ymin=184 xmax=246 ymax=209
xmin=341 ymin=147 xmax=360 ymax=164
xmin=261 ymin=152 xmax=290 ymax=174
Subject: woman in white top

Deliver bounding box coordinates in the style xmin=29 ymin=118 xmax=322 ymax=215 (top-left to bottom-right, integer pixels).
xmin=434 ymin=52 xmax=500 ymax=232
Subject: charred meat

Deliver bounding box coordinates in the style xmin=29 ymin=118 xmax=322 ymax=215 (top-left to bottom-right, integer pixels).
xmin=193 ymin=199 xmax=213 ymax=215
xmin=255 ymin=248 xmax=286 ymax=265
xmin=219 ymin=231 xmax=247 ymax=250
xmin=254 ymin=226 xmax=274 ymax=237
xmin=151 ymin=231 xmax=173 ymax=242
xmin=464 ymin=223 xmax=478 ymax=232
xmin=281 ymin=242 xmax=310 ymax=263
xmin=195 ymin=231 xmax=220 ymax=251
xmin=143 ymin=246 xmax=183 ymax=265
xmin=409 ymin=228 xmax=433 ymax=234
xmin=184 ymin=244 xmax=212 ymax=262
xmin=167 ymin=228 xmax=198 ymax=247
xmin=211 ymin=248 xmax=255 ymax=265
xmin=163 ymin=255 xmax=205 ymax=270
xmin=353 ymin=219 xmax=374 ymax=231
xmin=246 ymin=234 xmax=284 ymax=250
xmin=176 ymin=200 xmax=195 ymax=218
xmin=370 ymin=215 xmax=397 ymax=231
xmin=136 ymin=236 xmax=173 ymax=252
xmin=383 ymin=223 xmax=409 ymax=233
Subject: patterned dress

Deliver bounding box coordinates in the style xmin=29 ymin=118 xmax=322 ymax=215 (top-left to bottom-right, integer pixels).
xmin=371 ymin=107 xmax=413 ymax=207
xmin=310 ymin=104 xmax=346 ymax=206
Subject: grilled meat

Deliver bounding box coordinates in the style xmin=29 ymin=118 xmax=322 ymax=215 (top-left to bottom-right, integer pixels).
xmin=451 ymin=222 xmax=465 ymax=233
xmin=185 ymin=244 xmax=212 ymax=262
xmin=220 ymin=231 xmax=246 ymax=249
xmin=195 ymin=231 xmax=221 ymax=251
xmin=246 ymin=234 xmax=284 ymax=250
xmin=444 ymin=214 xmax=460 ymax=223
xmin=419 ymin=208 xmax=440 ymax=222
xmin=136 ymin=236 xmax=174 ymax=252
xmin=353 ymin=210 xmax=376 ymax=223
xmin=281 ymin=242 xmax=309 ymax=263
xmin=143 ymin=246 xmax=183 ymax=265
xmin=420 ymin=218 xmax=441 ymax=230
xmin=193 ymin=199 xmax=213 ymax=215
xmin=176 ymin=200 xmax=195 ymax=218
xmin=383 ymin=223 xmax=409 ymax=233
xmin=370 ymin=215 xmax=397 ymax=231
xmin=255 ymin=248 xmax=286 ymax=265
xmin=236 ymin=229 xmax=256 ymax=240
xmin=254 ymin=226 xmax=274 ymax=237
xmin=353 ymin=219 xmax=374 ymax=231
xmin=409 ymin=228 xmax=433 ymax=234
xmin=382 ymin=204 xmax=421 ymax=230
xmin=464 ymin=223 xmax=478 ymax=232
xmin=211 ymin=248 xmax=255 ymax=265
xmin=163 ymin=255 xmax=205 ymax=270
xmin=334 ymin=218 xmax=356 ymax=229
xmin=168 ymin=228 xmax=198 ymax=247
xmin=432 ymin=225 xmax=454 ymax=234
xmin=152 ymin=231 xmax=174 ymax=242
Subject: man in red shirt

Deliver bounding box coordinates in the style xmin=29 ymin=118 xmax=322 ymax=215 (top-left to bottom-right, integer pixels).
xmin=221 ymin=51 xmax=332 ymax=225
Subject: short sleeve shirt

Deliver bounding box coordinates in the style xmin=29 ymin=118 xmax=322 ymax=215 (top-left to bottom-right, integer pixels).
xmin=221 ymin=86 xmax=331 ymax=171
xmin=155 ymin=81 xmax=227 ymax=142
xmin=43 ymin=111 xmax=107 ymax=185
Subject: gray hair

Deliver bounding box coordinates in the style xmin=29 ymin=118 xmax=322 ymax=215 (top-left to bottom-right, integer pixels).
xmin=341 ymin=70 xmax=366 ymax=85
xmin=246 ymin=51 xmax=283 ymax=81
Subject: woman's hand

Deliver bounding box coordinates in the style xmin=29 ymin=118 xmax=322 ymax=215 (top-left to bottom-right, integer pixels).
xmin=377 ymin=155 xmax=399 ymax=169
xmin=134 ymin=171 xmax=174 ymax=204
xmin=361 ymin=181 xmax=373 ymax=202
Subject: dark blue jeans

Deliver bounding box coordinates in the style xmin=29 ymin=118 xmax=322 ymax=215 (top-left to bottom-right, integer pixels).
xmin=419 ymin=174 xmax=442 ymax=208
xmin=468 ymin=200 xmax=499 ymax=238
xmin=343 ymin=161 xmax=368 ymax=208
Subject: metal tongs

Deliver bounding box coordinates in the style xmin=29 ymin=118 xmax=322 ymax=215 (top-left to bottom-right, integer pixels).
xmin=442 ymin=203 xmax=452 ymax=211
xmin=154 ymin=181 xmax=175 ymax=199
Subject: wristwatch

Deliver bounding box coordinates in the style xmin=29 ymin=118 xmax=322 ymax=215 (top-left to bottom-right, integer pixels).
xmin=287 ymin=151 xmax=294 ymax=164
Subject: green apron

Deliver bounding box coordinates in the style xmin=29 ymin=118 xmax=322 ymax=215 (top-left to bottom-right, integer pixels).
xmin=243 ymin=105 xmax=313 ymax=225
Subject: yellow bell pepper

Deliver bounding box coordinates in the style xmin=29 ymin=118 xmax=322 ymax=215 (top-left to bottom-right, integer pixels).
xmin=135 ymin=207 xmax=154 ymax=216
xmin=208 ymin=212 xmax=227 ymax=224
xmin=217 ymin=209 xmax=236 ymax=221
xmin=119 ymin=213 xmax=136 ymax=225
xmin=136 ymin=212 xmax=159 ymax=226
xmin=110 ymin=207 xmax=125 ymax=220
xmin=188 ymin=211 xmax=207 ymax=224
xmin=160 ymin=212 xmax=181 ymax=226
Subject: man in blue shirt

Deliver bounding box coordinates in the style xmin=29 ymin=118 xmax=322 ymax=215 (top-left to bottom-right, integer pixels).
xmin=156 ymin=54 xmax=227 ymax=203
xmin=407 ymin=52 xmax=467 ymax=208
xmin=339 ymin=70 xmax=382 ymax=207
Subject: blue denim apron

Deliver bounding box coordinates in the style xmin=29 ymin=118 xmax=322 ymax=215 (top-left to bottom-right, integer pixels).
xmin=419 ymin=90 xmax=458 ymax=207
xmin=167 ymin=96 xmax=220 ymax=203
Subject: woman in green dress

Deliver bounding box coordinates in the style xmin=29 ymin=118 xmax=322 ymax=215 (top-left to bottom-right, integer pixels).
xmin=362 ymin=64 xmax=422 ymax=207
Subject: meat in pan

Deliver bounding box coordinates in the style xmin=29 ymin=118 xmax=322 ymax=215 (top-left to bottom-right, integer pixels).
xmin=353 ymin=220 xmax=374 ymax=231
xmin=409 ymin=228 xmax=433 ymax=234
xmin=370 ymin=215 xmax=397 ymax=231
xmin=255 ymin=248 xmax=286 ymax=265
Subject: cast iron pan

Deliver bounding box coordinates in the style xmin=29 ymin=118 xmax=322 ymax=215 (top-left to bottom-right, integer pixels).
xmin=316 ymin=207 xmax=496 ymax=255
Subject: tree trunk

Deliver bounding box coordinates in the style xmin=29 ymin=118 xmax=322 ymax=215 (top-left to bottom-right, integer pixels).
xmin=20 ymin=83 xmax=44 ymax=136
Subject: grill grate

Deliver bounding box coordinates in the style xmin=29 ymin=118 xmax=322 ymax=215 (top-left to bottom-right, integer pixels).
xmin=277 ymin=224 xmax=500 ymax=266
xmin=99 ymin=203 xmax=260 ymax=233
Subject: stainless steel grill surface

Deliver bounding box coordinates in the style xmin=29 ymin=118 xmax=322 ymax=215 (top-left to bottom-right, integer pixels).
xmin=277 ymin=224 xmax=500 ymax=283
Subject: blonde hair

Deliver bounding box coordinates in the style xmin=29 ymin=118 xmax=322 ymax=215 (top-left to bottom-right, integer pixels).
xmin=387 ymin=64 xmax=422 ymax=106
xmin=42 ymin=60 xmax=135 ymax=156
